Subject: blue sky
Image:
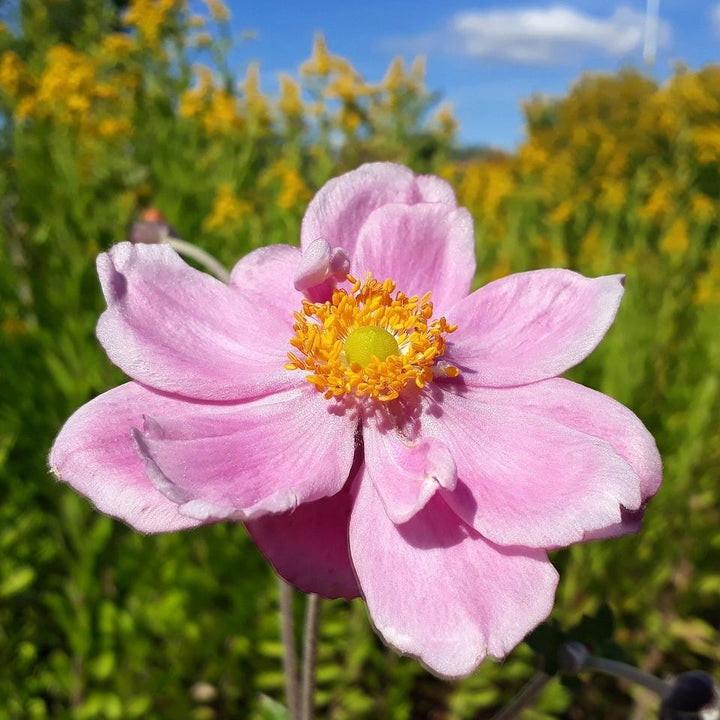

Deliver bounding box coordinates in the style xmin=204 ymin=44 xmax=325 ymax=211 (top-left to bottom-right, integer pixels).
xmin=201 ymin=0 xmax=719 ymax=149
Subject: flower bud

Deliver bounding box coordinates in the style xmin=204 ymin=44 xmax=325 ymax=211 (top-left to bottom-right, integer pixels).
xmin=660 ymin=671 xmax=719 ymax=720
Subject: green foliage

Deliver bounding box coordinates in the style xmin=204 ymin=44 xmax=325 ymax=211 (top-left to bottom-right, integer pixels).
xmin=1 ymin=2 xmax=719 ymax=719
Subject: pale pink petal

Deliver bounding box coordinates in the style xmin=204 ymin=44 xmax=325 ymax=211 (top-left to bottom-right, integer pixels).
xmin=480 ymin=378 xmax=661 ymax=542
xmin=300 ymin=162 xmax=457 ymax=258
xmin=446 ymin=270 xmax=625 ymax=387
xmin=414 ymin=174 xmax=458 ymax=205
xmin=48 ymin=382 xmax=206 ymax=534
xmin=96 ymin=242 xmax=299 ymax=401
xmin=133 ymin=386 xmax=356 ymax=521
xmin=247 ymin=481 xmax=360 ymax=600
xmin=353 ymin=204 xmax=476 ymax=312
xmin=230 ymin=243 xmax=304 ymax=316
xmin=481 ymin=378 xmax=662 ymax=501
xmin=428 ymin=386 xmax=643 ymax=549
xmin=363 ymin=418 xmax=456 ymax=524
xmin=349 ymin=469 xmax=558 ymax=678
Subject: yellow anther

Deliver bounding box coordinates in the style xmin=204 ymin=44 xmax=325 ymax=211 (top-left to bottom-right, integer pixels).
xmin=286 ymin=272 xmax=459 ymax=402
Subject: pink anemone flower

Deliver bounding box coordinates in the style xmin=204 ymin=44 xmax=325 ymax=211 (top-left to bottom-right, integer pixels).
xmin=50 ymin=162 xmax=661 ymax=678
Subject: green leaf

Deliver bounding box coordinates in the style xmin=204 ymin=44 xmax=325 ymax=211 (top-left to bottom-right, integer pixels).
xmin=256 ymin=694 xmax=291 ymax=720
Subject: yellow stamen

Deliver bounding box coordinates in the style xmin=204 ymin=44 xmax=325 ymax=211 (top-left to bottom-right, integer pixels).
xmin=286 ymin=272 xmax=459 ymax=402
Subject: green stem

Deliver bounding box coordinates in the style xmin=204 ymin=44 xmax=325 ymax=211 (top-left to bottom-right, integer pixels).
xmin=278 ymin=579 xmax=300 ymax=720
xmin=300 ymin=594 xmax=322 ymax=720
xmin=490 ymin=672 xmax=551 ymax=720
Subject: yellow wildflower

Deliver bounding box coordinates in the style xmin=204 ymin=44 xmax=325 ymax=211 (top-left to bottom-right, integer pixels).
xmin=434 ymin=102 xmax=458 ymax=138
xmin=0 ymin=51 xmax=26 ymax=98
xmin=15 ymin=96 xmax=35 ymax=120
xmin=383 ymin=57 xmax=406 ymax=93
xmin=549 ymin=200 xmax=573 ymax=225
xmin=2 ymin=318 xmax=28 ymax=337
xmin=101 ymin=33 xmax=138 ymax=56
xmin=338 ymin=106 xmax=362 ymax=133
xmin=598 ymin=179 xmax=626 ymax=212
xmin=242 ymin=63 xmax=270 ymax=126
xmin=193 ymin=32 xmax=213 ymax=48
xmin=517 ymin=141 xmax=548 ymax=172
xmin=188 ymin=14 xmax=206 ymax=28
xmin=203 ymin=0 xmax=230 ymax=22
xmin=693 ymin=256 xmax=720 ymax=305
xmin=691 ymin=194 xmax=715 ymax=223
xmin=410 ymin=56 xmax=426 ymax=84
xmin=204 ymin=90 xmax=241 ymax=135
xmin=578 ymin=223 xmax=604 ymax=271
xmin=278 ymin=73 xmax=303 ymax=118
xmin=179 ymin=64 xmax=214 ymax=119
xmin=277 ymin=165 xmax=310 ymax=210
xmin=325 ymin=70 xmax=372 ymax=101
xmin=300 ymin=33 xmax=332 ymax=76
xmin=96 ymin=117 xmax=132 ymax=139
xmin=640 ymin=181 xmax=672 ymax=222
xmin=660 ymin=218 xmax=690 ymax=255
xmin=125 ymin=0 xmax=181 ymax=46
xmin=204 ymin=184 xmax=251 ymax=231
xmin=691 ymin=126 xmax=720 ymax=164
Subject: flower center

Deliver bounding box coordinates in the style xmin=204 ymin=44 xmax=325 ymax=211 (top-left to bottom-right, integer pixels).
xmin=344 ymin=326 xmax=400 ymax=368
xmin=285 ymin=273 xmax=459 ymax=402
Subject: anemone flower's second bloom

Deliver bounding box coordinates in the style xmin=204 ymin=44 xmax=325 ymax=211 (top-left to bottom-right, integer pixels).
xmin=50 ymin=162 xmax=661 ymax=678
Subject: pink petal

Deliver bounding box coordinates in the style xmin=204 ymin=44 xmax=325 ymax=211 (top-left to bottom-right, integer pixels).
xmin=301 ymin=162 xmax=457 ymax=258
xmin=48 ymin=382 xmax=206 ymax=533
xmin=480 ymin=378 xmax=661 ymax=541
xmin=352 ymin=203 xmax=476 ymax=312
xmin=230 ymin=243 xmax=304 ymax=315
xmin=97 ymin=242 xmax=300 ymax=401
xmin=247 ymin=481 xmax=360 ymax=600
xmin=349 ymin=469 xmax=558 ymax=678
xmin=414 ymin=174 xmax=458 ymax=205
xmin=431 ymin=386 xmax=644 ymax=549
xmin=363 ymin=418 xmax=456 ymax=524
xmin=446 ymin=270 xmax=625 ymax=387
xmin=133 ymin=386 xmax=357 ymax=521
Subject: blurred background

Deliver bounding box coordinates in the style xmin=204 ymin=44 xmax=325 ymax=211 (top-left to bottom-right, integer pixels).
xmin=0 ymin=0 xmax=719 ymax=718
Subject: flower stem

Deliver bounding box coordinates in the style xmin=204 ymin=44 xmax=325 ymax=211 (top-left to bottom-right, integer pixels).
xmin=490 ymin=672 xmax=551 ymax=720
xmin=582 ymin=655 xmax=671 ymax=698
xmin=278 ymin=579 xmax=300 ymax=720
xmin=167 ymin=238 xmax=231 ymax=283
xmin=300 ymin=594 xmax=323 ymax=720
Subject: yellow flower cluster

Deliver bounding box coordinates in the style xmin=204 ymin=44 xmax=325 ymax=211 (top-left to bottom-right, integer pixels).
xmin=1 ymin=7 xmax=458 ymax=243
xmin=0 ymin=51 xmax=27 ymax=98
xmin=203 ymin=184 xmax=251 ymax=232
xmin=125 ymin=0 xmax=183 ymax=46
xmin=278 ymin=74 xmax=303 ymax=120
xmin=203 ymin=0 xmax=230 ymax=22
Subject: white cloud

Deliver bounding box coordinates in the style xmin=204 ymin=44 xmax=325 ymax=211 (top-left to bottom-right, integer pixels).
xmin=396 ymin=5 xmax=671 ymax=65
xmin=713 ymin=4 xmax=720 ymax=35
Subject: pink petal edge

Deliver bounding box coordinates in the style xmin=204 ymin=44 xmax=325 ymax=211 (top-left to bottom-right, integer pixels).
xmin=132 ymin=386 xmax=357 ymax=521
xmin=49 ymin=382 xmax=207 ymax=533
xmin=300 ymin=162 xmax=457 ymax=259
xmin=97 ymin=242 xmax=299 ymax=402
xmin=446 ymin=270 xmax=625 ymax=387
xmin=363 ymin=418 xmax=456 ymax=524
xmin=428 ymin=384 xmax=644 ymax=549
xmin=349 ymin=467 xmax=559 ymax=678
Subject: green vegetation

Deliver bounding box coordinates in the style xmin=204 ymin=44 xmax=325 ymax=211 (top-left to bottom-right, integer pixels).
xmin=1 ymin=1 xmax=718 ymax=717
